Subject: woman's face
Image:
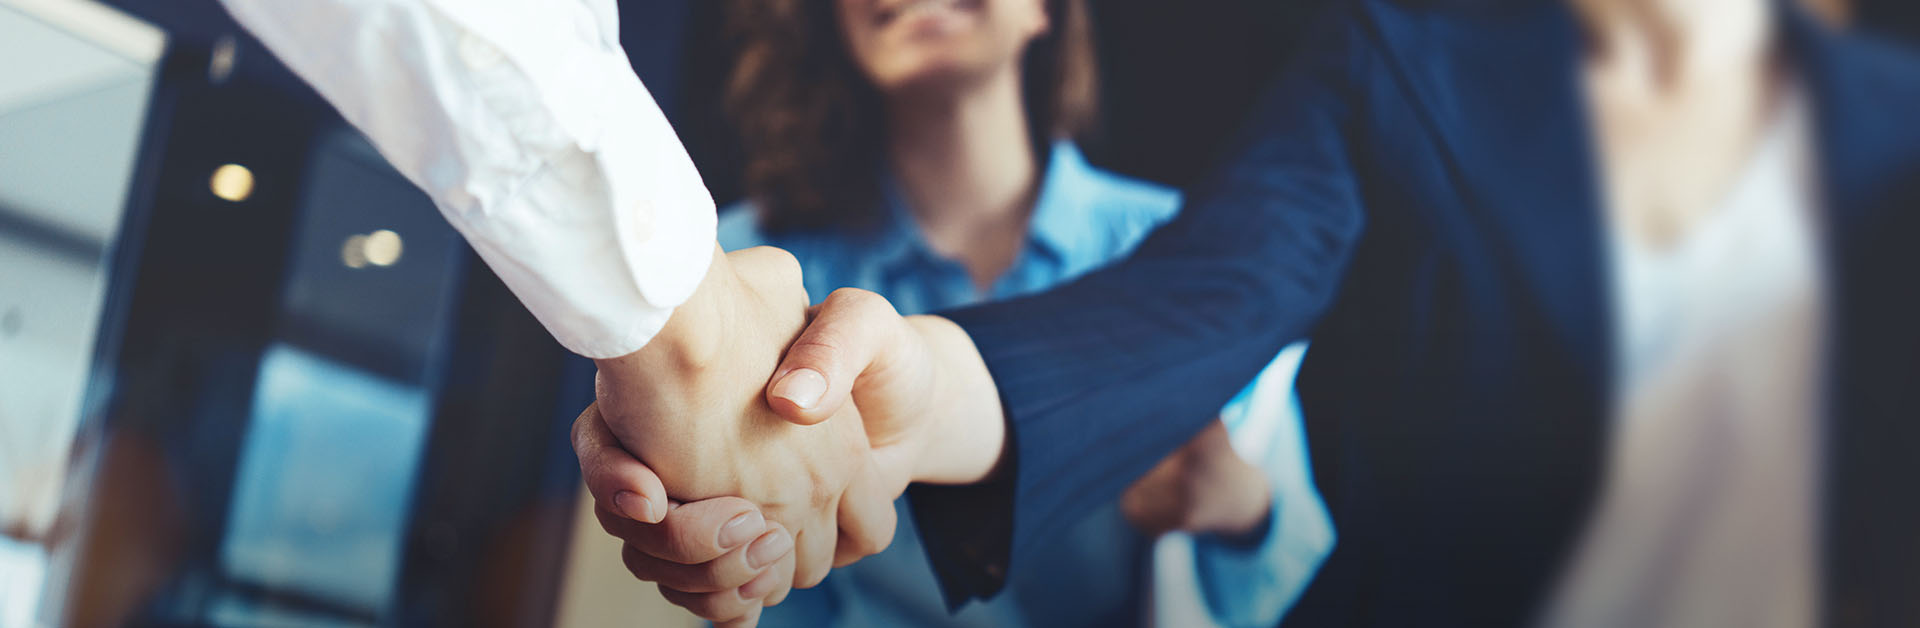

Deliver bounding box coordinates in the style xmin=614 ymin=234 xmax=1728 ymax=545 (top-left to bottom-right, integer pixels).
xmin=836 ymin=0 xmax=1050 ymax=98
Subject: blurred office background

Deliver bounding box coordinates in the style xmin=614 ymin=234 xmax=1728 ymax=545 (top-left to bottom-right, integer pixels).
xmin=0 ymin=0 xmax=1914 ymax=626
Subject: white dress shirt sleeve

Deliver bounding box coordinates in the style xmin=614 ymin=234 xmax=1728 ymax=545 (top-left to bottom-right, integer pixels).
xmin=216 ymin=0 xmax=715 ymax=358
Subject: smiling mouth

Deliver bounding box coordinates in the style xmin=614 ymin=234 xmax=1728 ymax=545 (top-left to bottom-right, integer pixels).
xmin=874 ymin=0 xmax=982 ymax=26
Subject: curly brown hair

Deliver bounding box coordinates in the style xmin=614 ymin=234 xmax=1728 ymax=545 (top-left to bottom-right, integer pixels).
xmin=724 ymin=0 xmax=1100 ymax=233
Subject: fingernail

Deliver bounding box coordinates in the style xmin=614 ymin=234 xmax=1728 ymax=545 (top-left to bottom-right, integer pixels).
xmin=746 ymin=528 xmax=793 ymax=569
xmin=719 ymin=511 xmax=765 ymax=548
xmin=615 ymin=491 xmax=655 ymax=523
xmin=771 ymin=369 xmax=827 ymax=410
xmin=739 ymin=568 xmax=780 ymax=599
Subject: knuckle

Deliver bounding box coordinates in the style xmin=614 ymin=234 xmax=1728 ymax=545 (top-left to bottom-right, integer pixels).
xmin=667 ymin=529 xmax=718 ymax=564
xmin=824 ymin=287 xmax=871 ymax=307
xmin=826 ymin=287 xmax=894 ymax=318
xmin=568 ymin=412 xmax=590 ymax=449
xmin=844 ymin=529 xmax=885 ymax=558
xmin=793 ymin=550 xmax=829 ymax=589
xmin=756 ymin=245 xmax=803 ymax=278
xmin=680 ymin=569 xmax=732 ymax=594
xmin=576 ymin=446 xmax=609 ymax=484
xmin=795 ymin=290 xmax=899 ymax=358
xmin=626 ymin=525 xmax=675 ymax=556
xmin=763 ymin=583 xmax=791 ymax=607
xmin=569 ymin=408 xmax=609 ymax=465
xmin=691 ymin=551 xmax=757 ymax=591
xmin=594 ymin=506 xmax=631 ymax=539
xmin=739 ymin=246 xmax=805 ymax=290
xmin=620 ymin=545 xmax=663 ymax=582
xmin=841 ymin=510 xmax=894 ymax=559
xmin=714 ymin=557 xmax=756 ymax=590
xmin=598 ymin=518 xmax=630 ymax=541
xmin=796 ymin=568 xmax=827 ymax=589
xmin=785 ymin=333 xmax=844 ymax=368
xmin=637 ymin=552 xmax=732 ymax=592
xmin=579 ymin=466 xmax=625 ymax=509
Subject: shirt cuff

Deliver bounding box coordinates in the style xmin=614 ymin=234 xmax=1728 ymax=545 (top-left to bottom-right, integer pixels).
xmin=905 ymin=460 xmax=1019 ymax=611
xmin=448 ymin=33 xmax=714 ymax=359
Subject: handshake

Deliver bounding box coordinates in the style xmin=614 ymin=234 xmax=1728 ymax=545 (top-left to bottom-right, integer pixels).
xmin=570 ymin=246 xmax=1273 ymax=626
xmin=570 ymin=245 xmax=1006 ymax=626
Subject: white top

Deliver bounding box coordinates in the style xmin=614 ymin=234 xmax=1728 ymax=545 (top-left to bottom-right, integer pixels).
xmin=1543 ymin=87 xmax=1824 ymax=628
xmin=215 ymin=0 xmax=716 ymax=358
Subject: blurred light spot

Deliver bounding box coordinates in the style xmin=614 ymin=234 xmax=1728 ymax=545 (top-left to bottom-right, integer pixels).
xmin=209 ymin=35 xmax=237 ymax=84
xmin=210 ymin=164 xmax=254 ymax=202
xmin=1 ymin=307 xmax=20 ymax=338
xmin=341 ymin=234 xmax=369 ymax=269
xmin=341 ymin=230 xmax=404 ymax=269
xmin=363 ymin=230 xmax=403 ymax=267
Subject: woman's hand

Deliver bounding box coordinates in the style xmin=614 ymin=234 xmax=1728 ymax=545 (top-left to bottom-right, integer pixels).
xmin=764 ymin=288 xmax=1009 ymax=490
xmin=1120 ymin=420 xmax=1273 ymax=540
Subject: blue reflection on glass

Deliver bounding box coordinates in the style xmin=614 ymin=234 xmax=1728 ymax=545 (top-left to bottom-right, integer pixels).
xmin=219 ymin=343 xmax=430 ymax=614
xmin=0 ymin=537 xmax=46 ymax=628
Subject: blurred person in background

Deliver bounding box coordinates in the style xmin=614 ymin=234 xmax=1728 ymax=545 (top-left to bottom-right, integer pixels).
xmin=589 ymin=0 xmax=1328 ymax=625
xmin=582 ymin=0 xmax=1920 ymax=626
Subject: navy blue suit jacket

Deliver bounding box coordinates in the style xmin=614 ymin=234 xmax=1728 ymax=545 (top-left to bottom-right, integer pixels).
xmin=910 ymin=1 xmax=1920 ymax=626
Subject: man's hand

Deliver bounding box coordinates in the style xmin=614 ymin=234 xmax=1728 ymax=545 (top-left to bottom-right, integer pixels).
xmin=573 ymin=404 xmax=801 ymax=628
xmin=581 ymin=247 xmax=903 ymax=624
xmin=574 ymin=286 xmax=1011 ymax=623
xmin=1119 ymin=420 xmax=1273 ymax=539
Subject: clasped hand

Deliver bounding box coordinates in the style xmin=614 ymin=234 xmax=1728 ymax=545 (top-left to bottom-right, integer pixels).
xmin=575 ymin=245 xmax=1002 ymax=626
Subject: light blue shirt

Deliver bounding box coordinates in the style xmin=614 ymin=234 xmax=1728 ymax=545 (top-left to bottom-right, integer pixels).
xmin=718 ymin=143 xmax=1331 ymax=628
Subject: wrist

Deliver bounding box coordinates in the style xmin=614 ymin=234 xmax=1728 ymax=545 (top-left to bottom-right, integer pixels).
xmin=904 ymin=315 xmax=1007 ymax=486
xmin=596 ymin=244 xmax=737 ymax=374
xmin=588 ymin=244 xmax=785 ymax=497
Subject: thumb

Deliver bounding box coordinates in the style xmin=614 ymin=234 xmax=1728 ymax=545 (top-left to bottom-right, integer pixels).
xmin=765 ymin=288 xmax=903 ymax=426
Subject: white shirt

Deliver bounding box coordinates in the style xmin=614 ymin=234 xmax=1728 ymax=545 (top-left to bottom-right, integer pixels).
xmin=215 ymin=0 xmax=715 ymax=358
xmin=1543 ymin=86 xmax=1824 ymax=628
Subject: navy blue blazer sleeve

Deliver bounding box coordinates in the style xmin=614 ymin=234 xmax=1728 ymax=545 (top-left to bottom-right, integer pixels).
xmin=907 ymin=6 xmax=1375 ymax=608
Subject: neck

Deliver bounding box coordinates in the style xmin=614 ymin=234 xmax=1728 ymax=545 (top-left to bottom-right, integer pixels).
xmin=1574 ymin=0 xmax=1774 ymax=91
xmin=884 ymin=70 xmax=1040 ymax=236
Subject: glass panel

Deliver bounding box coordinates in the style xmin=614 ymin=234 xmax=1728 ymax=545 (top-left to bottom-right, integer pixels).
xmin=0 ymin=3 xmax=161 ymax=627
xmin=219 ymin=343 xmax=432 ymax=618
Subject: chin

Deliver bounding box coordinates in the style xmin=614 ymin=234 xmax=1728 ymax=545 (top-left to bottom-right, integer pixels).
xmin=874 ymin=48 xmax=998 ymax=90
xmin=875 ymin=65 xmax=983 ymax=100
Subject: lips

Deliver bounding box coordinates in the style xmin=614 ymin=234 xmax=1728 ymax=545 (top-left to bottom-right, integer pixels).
xmin=873 ymin=0 xmax=981 ymax=26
